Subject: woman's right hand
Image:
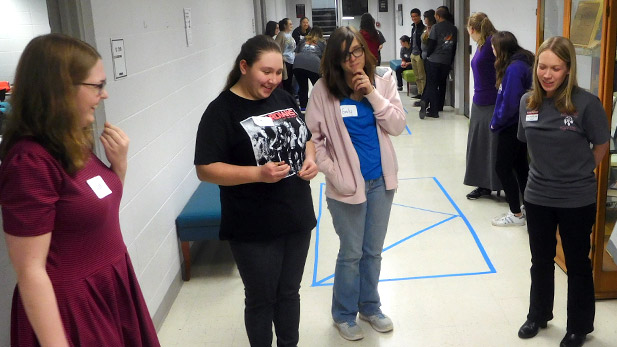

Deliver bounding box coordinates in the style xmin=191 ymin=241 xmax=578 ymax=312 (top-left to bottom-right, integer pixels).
xmin=259 ymin=161 xmax=290 ymax=183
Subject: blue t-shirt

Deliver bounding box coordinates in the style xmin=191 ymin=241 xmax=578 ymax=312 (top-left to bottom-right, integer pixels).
xmin=341 ymin=98 xmax=382 ymax=180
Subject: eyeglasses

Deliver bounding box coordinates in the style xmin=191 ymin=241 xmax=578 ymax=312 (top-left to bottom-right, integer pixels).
xmin=80 ymin=81 xmax=106 ymax=96
xmin=344 ymin=46 xmax=365 ymax=61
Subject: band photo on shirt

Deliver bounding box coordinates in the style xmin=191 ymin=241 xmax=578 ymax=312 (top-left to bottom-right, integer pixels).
xmin=240 ymin=108 xmax=308 ymax=176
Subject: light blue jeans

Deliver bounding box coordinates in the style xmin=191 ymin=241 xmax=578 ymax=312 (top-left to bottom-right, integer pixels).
xmin=327 ymin=176 xmax=395 ymax=323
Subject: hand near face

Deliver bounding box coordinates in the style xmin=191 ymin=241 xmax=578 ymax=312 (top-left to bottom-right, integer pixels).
xmin=298 ymin=158 xmax=318 ymax=181
xmin=259 ymin=161 xmax=290 ymax=183
xmin=351 ymin=70 xmax=374 ymax=96
xmin=100 ymin=122 xmax=129 ymax=182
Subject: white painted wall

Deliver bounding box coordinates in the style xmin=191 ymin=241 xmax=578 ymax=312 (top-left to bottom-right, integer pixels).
xmin=0 ymin=0 xmax=50 ymax=84
xmin=264 ymin=0 xmax=288 ymax=23
xmin=87 ymin=0 xmax=257 ymax=317
xmin=286 ymin=0 xmax=313 ymax=26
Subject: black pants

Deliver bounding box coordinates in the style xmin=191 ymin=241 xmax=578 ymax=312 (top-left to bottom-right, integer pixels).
xmin=395 ymin=64 xmax=413 ymax=88
xmin=282 ymin=62 xmax=295 ymax=96
xmin=495 ymin=124 xmax=528 ymax=214
xmin=229 ymin=230 xmax=311 ymax=347
xmin=422 ymin=61 xmax=449 ymax=115
xmin=293 ymin=68 xmax=320 ymax=108
xmin=524 ymin=201 xmax=596 ymax=335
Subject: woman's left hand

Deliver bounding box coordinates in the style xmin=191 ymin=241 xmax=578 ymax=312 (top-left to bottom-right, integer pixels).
xmin=100 ymin=122 xmax=129 ymax=183
xmin=298 ymin=158 xmax=318 ymax=181
xmin=351 ymin=70 xmax=374 ymax=96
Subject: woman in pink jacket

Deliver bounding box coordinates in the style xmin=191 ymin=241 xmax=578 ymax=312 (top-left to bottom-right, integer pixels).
xmin=305 ymin=26 xmax=406 ymax=342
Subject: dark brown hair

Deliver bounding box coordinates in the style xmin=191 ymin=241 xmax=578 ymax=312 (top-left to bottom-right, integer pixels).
xmin=492 ymin=31 xmax=534 ymax=88
xmin=224 ymin=35 xmax=282 ymax=91
xmin=0 ymin=34 xmax=99 ymax=173
xmin=320 ymin=26 xmax=376 ymax=100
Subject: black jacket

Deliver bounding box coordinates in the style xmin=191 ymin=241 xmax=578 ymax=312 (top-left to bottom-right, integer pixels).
xmin=410 ymin=21 xmax=425 ymax=55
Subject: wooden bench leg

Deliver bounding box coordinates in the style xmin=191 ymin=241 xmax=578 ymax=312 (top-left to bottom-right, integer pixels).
xmin=181 ymin=241 xmax=191 ymax=281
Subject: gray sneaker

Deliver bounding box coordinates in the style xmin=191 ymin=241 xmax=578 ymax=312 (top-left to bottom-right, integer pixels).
xmin=359 ymin=313 xmax=394 ymax=333
xmin=335 ymin=321 xmax=364 ymax=341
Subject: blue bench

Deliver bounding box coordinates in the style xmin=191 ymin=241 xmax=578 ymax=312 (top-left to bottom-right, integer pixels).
xmin=175 ymin=182 xmax=221 ymax=281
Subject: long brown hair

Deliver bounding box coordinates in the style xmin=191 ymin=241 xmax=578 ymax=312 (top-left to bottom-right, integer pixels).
xmin=0 ymin=34 xmax=99 ymax=173
xmin=320 ymin=26 xmax=376 ymax=100
xmin=467 ymin=12 xmax=496 ymax=48
xmin=492 ymin=31 xmax=534 ymax=88
xmin=527 ymin=36 xmax=578 ymax=114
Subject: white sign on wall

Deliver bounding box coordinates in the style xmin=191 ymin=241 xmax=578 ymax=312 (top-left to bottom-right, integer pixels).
xmin=110 ymin=39 xmax=127 ymax=80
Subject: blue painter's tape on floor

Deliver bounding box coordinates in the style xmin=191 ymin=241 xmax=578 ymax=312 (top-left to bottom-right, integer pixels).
xmin=311 ymin=177 xmax=496 ymax=287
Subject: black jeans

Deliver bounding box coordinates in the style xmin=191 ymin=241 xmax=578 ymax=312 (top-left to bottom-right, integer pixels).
xmin=293 ymin=68 xmax=320 ymax=108
xmin=524 ymin=201 xmax=596 ymax=334
xmin=495 ymin=124 xmax=528 ymax=214
xmin=422 ymin=61 xmax=449 ymax=114
xmin=282 ymin=62 xmax=295 ymax=96
xmin=229 ymin=230 xmax=311 ymax=347
xmin=395 ymin=64 xmax=413 ymax=88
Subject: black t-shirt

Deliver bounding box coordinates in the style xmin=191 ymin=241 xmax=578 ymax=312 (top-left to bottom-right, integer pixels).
xmin=194 ymin=88 xmax=316 ymax=241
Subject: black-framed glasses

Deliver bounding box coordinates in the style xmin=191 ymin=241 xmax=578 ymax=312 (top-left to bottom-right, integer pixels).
xmin=344 ymin=46 xmax=365 ymax=61
xmin=80 ymin=81 xmax=106 ymax=96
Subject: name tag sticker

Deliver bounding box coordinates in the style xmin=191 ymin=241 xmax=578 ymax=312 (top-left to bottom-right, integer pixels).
xmin=252 ymin=116 xmax=274 ymax=127
xmin=526 ymin=113 xmax=539 ymax=122
xmin=340 ymin=105 xmax=358 ymax=118
xmin=87 ymin=175 xmax=112 ymax=199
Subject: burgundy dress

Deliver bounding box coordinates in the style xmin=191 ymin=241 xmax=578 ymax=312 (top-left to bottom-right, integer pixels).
xmin=0 ymin=139 xmax=160 ymax=347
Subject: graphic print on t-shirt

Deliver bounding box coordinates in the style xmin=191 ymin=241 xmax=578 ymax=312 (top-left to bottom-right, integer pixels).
xmin=240 ymin=107 xmax=308 ymax=176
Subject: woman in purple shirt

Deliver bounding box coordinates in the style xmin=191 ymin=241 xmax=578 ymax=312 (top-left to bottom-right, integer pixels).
xmin=464 ymin=12 xmax=502 ymax=200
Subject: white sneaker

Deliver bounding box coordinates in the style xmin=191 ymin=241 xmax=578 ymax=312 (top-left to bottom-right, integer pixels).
xmin=492 ymin=211 xmax=526 ymax=227
xmin=359 ymin=313 xmax=394 ymax=333
xmin=335 ymin=321 xmax=364 ymax=341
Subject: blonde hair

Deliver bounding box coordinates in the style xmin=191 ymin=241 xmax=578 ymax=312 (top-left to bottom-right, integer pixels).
xmin=467 ymin=12 xmax=497 ymax=48
xmin=527 ymin=36 xmax=578 ymax=114
xmin=0 ymin=34 xmax=99 ymax=173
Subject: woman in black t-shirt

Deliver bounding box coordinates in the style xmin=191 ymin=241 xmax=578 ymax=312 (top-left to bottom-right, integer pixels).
xmin=194 ymin=35 xmax=318 ymax=347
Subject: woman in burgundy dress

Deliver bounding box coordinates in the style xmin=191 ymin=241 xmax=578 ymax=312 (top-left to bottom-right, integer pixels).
xmin=0 ymin=34 xmax=159 ymax=346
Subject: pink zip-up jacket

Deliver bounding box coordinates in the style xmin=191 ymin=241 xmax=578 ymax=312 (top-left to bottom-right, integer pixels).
xmin=306 ymin=67 xmax=407 ymax=204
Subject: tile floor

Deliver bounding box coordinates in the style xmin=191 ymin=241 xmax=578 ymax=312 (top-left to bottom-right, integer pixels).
xmin=158 ymin=92 xmax=617 ymax=346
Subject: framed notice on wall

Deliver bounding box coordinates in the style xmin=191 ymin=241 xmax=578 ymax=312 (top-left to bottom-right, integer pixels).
xmin=296 ymin=4 xmax=305 ymax=18
xmin=379 ymin=0 xmax=388 ymax=12
xmin=570 ymin=1 xmax=603 ymax=48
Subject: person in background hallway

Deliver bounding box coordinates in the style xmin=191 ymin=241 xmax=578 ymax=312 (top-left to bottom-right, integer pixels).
xmin=395 ymin=35 xmax=413 ymax=91
xmin=194 ymin=35 xmax=318 ymax=347
xmin=275 ymin=18 xmax=296 ymax=95
xmin=419 ymin=7 xmax=457 ymax=119
xmin=292 ymin=16 xmax=312 ymax=45
xmin=265 ymin=20 xmax=279 ymax=39
xmin=294 ymin=25 xmax=326 ymax=110
xmin=517 ymin=36 xmax=609 ymax=347
xmin=419 ymin=9 xmax=436 ymax=109
xmin=359 ymin=13 xmax=382 ymax=66
xmin=490 ymin=31 xmax=533 ymax=227
xmin=306 ymin=26 xmax=406 ymax=342
xmin=409 ymin=8 xmax=426 ymax=99
xmin=0 ymin=33 xmax=159 ymax=347
xmin=463 ymin=12 xmax=502 ymax=200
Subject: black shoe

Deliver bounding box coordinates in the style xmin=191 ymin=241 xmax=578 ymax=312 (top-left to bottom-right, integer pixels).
xmin=517 ymin=320 xmax=547 ymax=339
xmin=466 ymin=187 xmax=492 ymax=200
xmin=397 ymin=86 xmax=403 ymax=91
xmin=418 ymin=100 xmax=426 ymax=119
xmin=412 ymin=94 xmax=422 ymax=99
xmin=413 ymin=101 xmax=421 ymax=107
xmin=426 ymin=113 xmax=439 ymax=118
xmin=560 ymin=333 xmax=586 ymax=347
